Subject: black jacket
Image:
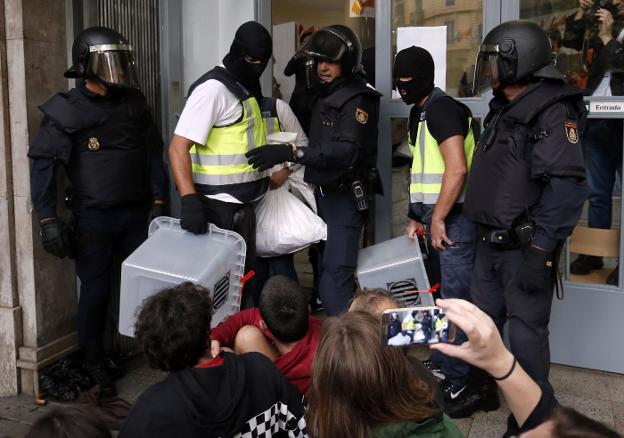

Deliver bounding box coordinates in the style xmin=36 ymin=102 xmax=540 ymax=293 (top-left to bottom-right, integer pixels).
xmin=119 ymin=353 xmax=308 ymax=438
xmin=464 ymin=81 xmax=587 ymax=251
xmin=28 ymin=80 xmax=167 ymax=218
xmin=302 ymin=76 xmax=381 ymax=190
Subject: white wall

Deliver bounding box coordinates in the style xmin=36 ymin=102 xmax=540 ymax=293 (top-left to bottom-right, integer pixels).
xmin=182 ymin=0 xmax=255 ymax=93
xmin=273 ymin=22 xmax=296 ymax=102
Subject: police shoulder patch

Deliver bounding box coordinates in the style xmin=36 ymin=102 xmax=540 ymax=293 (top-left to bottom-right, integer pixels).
xmin=564 ymin=122 xmax=578 ymax=144
xmin=355 ymin=108 xmax=368 ymax=124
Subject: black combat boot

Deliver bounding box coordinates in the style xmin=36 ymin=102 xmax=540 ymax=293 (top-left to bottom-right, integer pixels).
xmin=83 ymin=345 xmax=117 ymax=400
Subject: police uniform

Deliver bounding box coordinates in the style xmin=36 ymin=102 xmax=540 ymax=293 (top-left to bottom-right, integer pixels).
xmin=245 ymin=25 xmax=382 ymax=316
xmin=28 ymin=27 xmax=168 ymax=397
xmin=407 ymin=87 xmax=477 ymax=392
xmin=464 ymin=80 xmax=587 ymax=387
xmin=303 ymin=77 xmax=381 ymax=315
xmin=181 ymin=66 xmax=268 ymax=304
xmin=29 ymin=80 xmax=167 ymax=371
xmin=174 ymin=21 xmax=274 ymax=306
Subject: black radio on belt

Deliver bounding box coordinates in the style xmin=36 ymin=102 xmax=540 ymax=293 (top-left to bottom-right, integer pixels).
xmin=351 ymin=180 xmax=369 ymax=211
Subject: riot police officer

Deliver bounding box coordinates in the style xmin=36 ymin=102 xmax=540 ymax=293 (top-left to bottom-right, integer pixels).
xmin=246 ymin=25 xmax=382 ymax=315
xmin=28 ymin=27 xmax=168 ymax=397
xmin=464 ymin=20 xmax=587 ymax=432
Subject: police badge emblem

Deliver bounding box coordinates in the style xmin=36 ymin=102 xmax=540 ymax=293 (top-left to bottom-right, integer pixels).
xmin=355 ymin=108 xmax=368 ymax=124
xmin=88 ymin=137 xmax=100 ymax=151
xmin=564 ymin=122 xmax=578 ymax=144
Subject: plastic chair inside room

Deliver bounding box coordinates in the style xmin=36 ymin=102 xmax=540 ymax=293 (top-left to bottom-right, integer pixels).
xmin=567 ymin=226 xmax=620 ymax=285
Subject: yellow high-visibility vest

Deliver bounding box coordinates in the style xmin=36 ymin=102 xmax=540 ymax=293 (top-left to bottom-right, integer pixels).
xmin=190 ymin=96 xmax=267 ymax=187
xmin=261 ymin=97 xmax=281 ymax=136
xmin=408 ymin=106 xmax=475 ymax=205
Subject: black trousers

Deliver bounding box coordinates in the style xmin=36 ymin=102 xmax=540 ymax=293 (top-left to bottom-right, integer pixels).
xmin=202 ymin=197 xmax=258 ymax=306
xmin=470 ymin=240 xmax=555 ymax=388
xmin=316 ymin=190 xmax=366 ymax=316
xmin=74 ymin=204 xmax=149 ymax=349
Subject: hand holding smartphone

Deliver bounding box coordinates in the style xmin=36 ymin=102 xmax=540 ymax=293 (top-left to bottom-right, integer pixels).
xmin=381 ymin=305 xmax=456 ymax=347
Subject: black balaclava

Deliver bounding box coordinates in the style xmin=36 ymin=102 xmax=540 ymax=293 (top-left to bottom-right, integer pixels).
xmin=223 ymin=21 xmax=272 ymax=100
xmin=393 ymin=46 xmax=435 ymax=105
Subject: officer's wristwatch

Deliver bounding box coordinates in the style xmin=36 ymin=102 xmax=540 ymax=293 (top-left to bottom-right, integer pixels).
xmin=293 ymin=147 xmax=305 ymax=163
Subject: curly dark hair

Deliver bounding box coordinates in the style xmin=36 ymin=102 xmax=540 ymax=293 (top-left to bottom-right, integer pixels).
xmin=259 ymin=275 xmax=309 ymax=343
xmin=135 ymin=282 xmax=213 ymax=371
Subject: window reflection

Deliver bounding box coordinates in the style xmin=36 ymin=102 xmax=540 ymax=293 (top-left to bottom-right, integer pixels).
xmin=392 ymin=0 xmax=483 ymax=98
xmin=522 ymin=2 xmax=624 ymax=287
xmin=521 ymin=0 xmax=624 ymax=96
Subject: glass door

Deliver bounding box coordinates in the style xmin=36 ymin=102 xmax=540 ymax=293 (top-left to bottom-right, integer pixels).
xmin=375 ymin=0 xmax=501 ymax=240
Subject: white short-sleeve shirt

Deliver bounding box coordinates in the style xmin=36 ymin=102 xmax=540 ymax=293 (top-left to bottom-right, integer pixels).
xmin=174 ymin=79 xmax=243 ymax=144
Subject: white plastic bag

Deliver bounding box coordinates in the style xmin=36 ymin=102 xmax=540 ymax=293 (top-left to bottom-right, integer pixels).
xmin=256 ymin=185 xmax=327 ymax=256
xmin=288 ymin=167 xmax=317 ymax=213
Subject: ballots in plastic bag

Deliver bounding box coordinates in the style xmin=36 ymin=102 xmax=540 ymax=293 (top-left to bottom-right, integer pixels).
xmin=256 ymin=184 xmax=327 ymax=257
xmin=288 ymin=167 xmax=317 ymax=213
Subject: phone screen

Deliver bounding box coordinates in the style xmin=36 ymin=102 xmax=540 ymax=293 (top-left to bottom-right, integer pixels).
xmin=381 ymin=306 xmax=455 ymax=346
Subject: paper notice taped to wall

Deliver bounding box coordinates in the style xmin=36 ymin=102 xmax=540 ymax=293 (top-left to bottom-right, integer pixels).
xmin=397 ymin=26 xmax=447 ymax=92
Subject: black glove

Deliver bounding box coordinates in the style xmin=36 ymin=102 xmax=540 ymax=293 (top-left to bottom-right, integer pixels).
xmin=515 ymin=246 xmax=553 ymax=292
xmin=245 ymin=144 xmax=293 ymax=172
xmin=180 ymin=193 xmax=209 ymax=234
xmin=41 ymin=219 xmax=72 ymax=258
xmin=149 ymin=202 xmax=167 ymax=223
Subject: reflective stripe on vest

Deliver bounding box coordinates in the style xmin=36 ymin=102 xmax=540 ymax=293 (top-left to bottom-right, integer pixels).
xmin=408 ymin=116 xmax=475 ymax=205
xmin=190 ymin=97 xmax=267 ymax=187
xmin=263 ymin=115 xmax=280 ymax=136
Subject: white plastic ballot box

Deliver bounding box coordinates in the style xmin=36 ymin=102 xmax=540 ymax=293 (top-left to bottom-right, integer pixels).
xmin=356 ymin=235 xmax=435 ymax=306
xmin=119 ymin=217 xmax=246 ymax=337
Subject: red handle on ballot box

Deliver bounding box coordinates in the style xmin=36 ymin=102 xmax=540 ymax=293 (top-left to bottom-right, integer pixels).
xmin=240 ymin=271 xmax=256 ymax=294
xmin=403 ymin=282 xmax=440 ymax=294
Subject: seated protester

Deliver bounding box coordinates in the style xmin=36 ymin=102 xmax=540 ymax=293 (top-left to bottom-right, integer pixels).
xmin=432 ymin=299 xmax=622 ymax=438
xmin=348 ymin=288 xmax=444 ymax=408
xmin=348 ymin=288 xmax=400 ymax=316
xmin=119 ymin=282 xmax=307 ymax=438
xmin=307 ymin=311 xmax=462 ymax=438
xmin=211 ymin=275 xmax=321 ymax=395
xmin=25 ymin=406 xmax=110 ymax=438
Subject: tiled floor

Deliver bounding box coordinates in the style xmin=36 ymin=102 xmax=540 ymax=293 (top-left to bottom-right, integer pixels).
xmin=1 ymin=355 xmax=622 ymax=438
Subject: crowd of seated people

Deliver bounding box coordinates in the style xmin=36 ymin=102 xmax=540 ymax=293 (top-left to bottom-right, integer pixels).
xmin=25 ymin=284 xmax=622 ymax=438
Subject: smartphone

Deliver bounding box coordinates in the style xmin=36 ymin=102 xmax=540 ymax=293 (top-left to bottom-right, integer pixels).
xmin=381 ymin=306 xmax=456 ymax=347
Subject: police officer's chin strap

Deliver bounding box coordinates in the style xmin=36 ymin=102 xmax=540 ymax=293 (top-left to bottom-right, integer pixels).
xmin=317 ymin=75 xmax=347 ymax=96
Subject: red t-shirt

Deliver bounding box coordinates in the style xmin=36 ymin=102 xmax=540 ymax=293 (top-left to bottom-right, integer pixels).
xmin=210 ymin=308 xmax=321 ymax=395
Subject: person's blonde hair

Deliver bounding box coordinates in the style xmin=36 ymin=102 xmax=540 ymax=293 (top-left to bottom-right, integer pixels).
xmin=307 ymin=311 xmax=439 ymax=438
xmin=349 ymin=288 xmax=400 ymax=316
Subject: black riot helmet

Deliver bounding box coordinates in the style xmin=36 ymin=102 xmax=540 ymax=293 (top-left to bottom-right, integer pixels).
xmin=302 ymin=25 xmax=363 ymax=76
xmin=65 ymin=26 xmax=139 ymax=89
xmin=472 ymin=20 xmax=564 ymax=95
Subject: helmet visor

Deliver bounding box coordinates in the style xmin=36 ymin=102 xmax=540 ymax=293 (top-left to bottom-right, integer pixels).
xmin=301 ymin=29 xmax=348 ymax=62
xmin=472 ymin=45 xmax=500 ymax=96
xmin=87 ymin=44 xmax=139 ymax=88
